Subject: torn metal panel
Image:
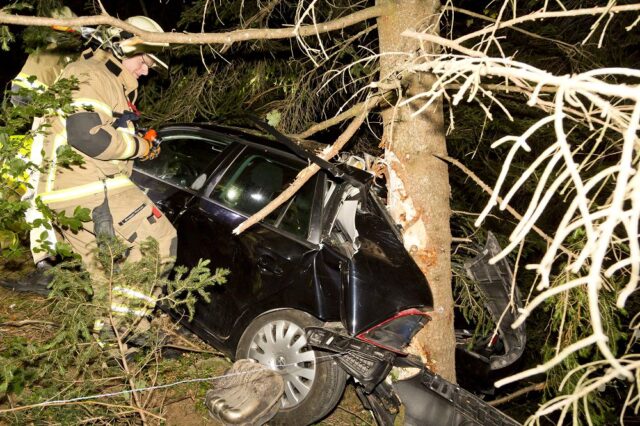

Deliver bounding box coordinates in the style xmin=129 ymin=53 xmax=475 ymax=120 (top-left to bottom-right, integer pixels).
xmin=463 ymin=232 xmax=526 ymax=370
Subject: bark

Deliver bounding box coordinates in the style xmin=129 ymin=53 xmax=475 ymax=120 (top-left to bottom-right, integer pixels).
xmin=377 ymin=0 xmax=456 ymax=381
xmin=0 ymin=5 xmax=392 ymax=45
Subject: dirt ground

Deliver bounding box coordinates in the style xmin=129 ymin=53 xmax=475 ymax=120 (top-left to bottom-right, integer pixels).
xmin=162 ymin=384 xmax=373 ymax=426
xmin=0 ymin=283 xmax=374 ymax=425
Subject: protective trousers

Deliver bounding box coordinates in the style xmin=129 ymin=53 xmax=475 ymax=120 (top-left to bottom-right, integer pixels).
xmin=52 ymin=184 xmax=177 ymax=343
xmin=22 ymin=116 xmax=59 ymax=264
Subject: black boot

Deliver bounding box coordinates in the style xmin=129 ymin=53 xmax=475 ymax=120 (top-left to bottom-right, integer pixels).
xmin=0 ymin=259 xmax=54 ymax=296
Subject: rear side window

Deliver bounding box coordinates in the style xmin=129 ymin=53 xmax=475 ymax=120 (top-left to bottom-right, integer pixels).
xmin=211 ymin=149 xmax=314 ymax=238
xmin=135 ymin=136 xmax=224 ymax=190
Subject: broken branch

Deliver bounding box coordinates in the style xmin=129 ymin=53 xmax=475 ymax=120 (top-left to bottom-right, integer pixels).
xmin=436 ymin=154 xmax=574 ymax=258
xmin=488 ymin=382 xmax=545 ymax=406
xmin=0 ymin=320 xmax=56 ymax=327
xmin=0 ymin=4 xmax=392 ymax=45
xmin=233 ymin=96 xmax=381 ymax=234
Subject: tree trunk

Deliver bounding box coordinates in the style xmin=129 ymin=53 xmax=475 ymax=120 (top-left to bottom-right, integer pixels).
xmin=377 ymin=0 xmax=456 ymax=381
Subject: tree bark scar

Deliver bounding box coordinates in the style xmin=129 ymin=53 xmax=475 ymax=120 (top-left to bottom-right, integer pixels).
xmin=409 ymin=329 xmax=437 ymax=371
xmin=410 ymin=247 xmax=438 ymax=273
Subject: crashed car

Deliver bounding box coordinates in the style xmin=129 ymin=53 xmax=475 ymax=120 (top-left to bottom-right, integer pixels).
xmin=131 ymin=123 xmax=523 ymax=425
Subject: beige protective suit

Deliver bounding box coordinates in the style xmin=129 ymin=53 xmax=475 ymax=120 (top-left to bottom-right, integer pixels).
xmin=12 ymin=48 xmax=76 ymax=262
xmin=11 ymin=47 xmax=74 ymax=105
xmin=32 ymin=48 xmax=177 ymax=326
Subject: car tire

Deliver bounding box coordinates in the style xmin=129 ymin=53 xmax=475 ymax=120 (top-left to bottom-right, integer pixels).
xmin=236 ymin=309 xmax=347 ymax=425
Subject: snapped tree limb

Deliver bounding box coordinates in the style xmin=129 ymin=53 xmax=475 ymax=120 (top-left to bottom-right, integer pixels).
xmin=233 ymin=95 xmax=382 ymax=235
xmin=0 ymin=4 xmax=392 ymax=45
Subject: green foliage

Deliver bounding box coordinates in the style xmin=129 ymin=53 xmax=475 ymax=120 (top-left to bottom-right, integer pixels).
xmin=0 ymin=26 xmax=15 ymax=51
xmin=0 ymin=2 xmax=34 ymax=51
xmin=22 ymin=26 xmax=82 ymax=53
xmin=0 ymin=56 xmax=229 ymax=421
xmin=0 ymin=76 xmax=90 ymax=259
xmin=0 ymin=235 xmax=227 ymax=423
xmin=537 ymin=263 xmax=628 ymax=424
xmin=452 ymin=259 xmax=494 ymax=340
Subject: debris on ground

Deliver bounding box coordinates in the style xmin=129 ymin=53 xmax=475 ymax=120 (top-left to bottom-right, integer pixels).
xmin=205 ymin=359 xmax=284 ymax=425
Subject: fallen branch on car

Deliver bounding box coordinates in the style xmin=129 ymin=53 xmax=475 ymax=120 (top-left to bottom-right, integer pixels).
xmin=233 ymin=95 xmax=382 ymax=234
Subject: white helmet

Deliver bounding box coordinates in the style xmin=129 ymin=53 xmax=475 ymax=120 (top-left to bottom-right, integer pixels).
xmin=50 ymin=6 xmax=77 ymax=19
xmin=101 ymin=16 xmax=169 ymax=70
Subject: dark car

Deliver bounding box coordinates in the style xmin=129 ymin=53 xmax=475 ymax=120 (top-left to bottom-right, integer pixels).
xmin=131 ymin=123 xmax=434 ymax=424
xmin=131 ymin=123 xmax=526 ymax=426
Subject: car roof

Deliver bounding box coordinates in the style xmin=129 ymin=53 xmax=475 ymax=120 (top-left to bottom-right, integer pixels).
xmin=159 ymin=122 xmax=374 ymax=186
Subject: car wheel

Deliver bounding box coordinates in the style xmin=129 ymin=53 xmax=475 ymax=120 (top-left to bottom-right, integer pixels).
xmin=236 ymin=309 xmax=347 ymax=425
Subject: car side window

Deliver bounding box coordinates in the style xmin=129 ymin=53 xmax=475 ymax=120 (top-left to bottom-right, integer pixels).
xmin=135 ymin=136 xmax=224 ymax=190
xmin=211 ymin=150 xmax=314 ymax=238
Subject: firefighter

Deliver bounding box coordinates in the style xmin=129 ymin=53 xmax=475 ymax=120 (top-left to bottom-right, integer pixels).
xmin=10 ymin=6 xmax=78 ymax=106
xmin=11 ymin=7 xmax=78 ymax=266
xmin=30 ymin=16 xmax=177 ymax=337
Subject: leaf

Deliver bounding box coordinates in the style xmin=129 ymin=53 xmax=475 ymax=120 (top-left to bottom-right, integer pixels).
xmin=73 ymin=206 xmax=91 ymax=222
xmin=266 ymin=110 xmax=281 ymax=127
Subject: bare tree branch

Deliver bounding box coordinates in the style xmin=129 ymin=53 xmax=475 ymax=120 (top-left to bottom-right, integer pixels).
xmin=0 ymin=4 xmax=392 ymax=45
xmin=0 ymin=320 xmax=56 ymax=327
xmin=454 ymin=4 xmax=640 ymax=45
xmin=488 ymin=382 xmax=545 ymax=406
xmin=233 ymin=96 xmax=382 ymax=235
xmin=405 ymin=30 xmax=484 ymax=57
xmin=0 ymin=400 xmax=163 ymax=419
xmin=437 ymin=154 xmax=574 ymax=258
xmin=442 ymin=6 xmax=575 ymax=50
xmin=291 ymin=93 xmax=385 ymax=139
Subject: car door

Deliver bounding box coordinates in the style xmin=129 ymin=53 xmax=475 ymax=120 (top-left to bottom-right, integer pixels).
xmin=132 ymin=131 xmax=229 ymax=221
xmin=175 ymin=144 xmax=324 ymax=344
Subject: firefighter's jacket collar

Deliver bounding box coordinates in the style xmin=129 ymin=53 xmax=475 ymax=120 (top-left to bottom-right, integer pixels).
xmin=82 ymin=49 xmax=138 ymax=97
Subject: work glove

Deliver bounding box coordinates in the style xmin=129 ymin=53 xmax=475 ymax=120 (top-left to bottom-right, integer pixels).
xmin=139 ymin=129 xmax=162 ymax=161
xmin=92 ymin=197 xmax=116 ymax=239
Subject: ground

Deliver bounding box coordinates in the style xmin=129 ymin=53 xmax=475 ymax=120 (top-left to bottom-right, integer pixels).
xmin=0 ymin=284 xmax=374 ymax=425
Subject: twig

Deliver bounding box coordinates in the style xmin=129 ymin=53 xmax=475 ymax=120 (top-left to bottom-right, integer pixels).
xmin=78 ymin=409 xmax=138 ymax=424
xmin=403 ymin=30 xmax=483 ymax=58
xmin=454 ymin=4 xmax=640 ymax=45
xmin=336 ymin=405 xmax=373 ymax=425
xmin=442 ymin=5 xmax=575 ymax=50
xmin=0 ymin=320 xmax=56 ymax=327
xmin=162 ymin=343 xmax=223 ymax=355
xmin=291 ymin=93 xmax=385 ymax=139
xmin=161 ymin=324 xmax=211 ymax=352
xmin=436 ymin=154 xmax=574 ymax=258
xmin=6 ymin=393 xmax=19 ymax=423
xmin=105 ymin=243 xmax=148 ymax=425
xmin=0 ymin=401 xmax=163 ymax=420
xmin=488 ymin=382 xmax=545 ymax=406
xmin=452 ymin=237 xmax=472 ymax=243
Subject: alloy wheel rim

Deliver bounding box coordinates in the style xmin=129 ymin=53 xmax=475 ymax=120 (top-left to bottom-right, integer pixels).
xmin=247 ymin=319 xmax=317 ymax=408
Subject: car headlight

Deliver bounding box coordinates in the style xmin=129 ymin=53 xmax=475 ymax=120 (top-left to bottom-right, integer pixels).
xmin=356 ymin=308 xmax=430 ymax=354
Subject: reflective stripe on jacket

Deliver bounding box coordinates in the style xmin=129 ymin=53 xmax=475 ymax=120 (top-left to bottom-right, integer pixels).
xmin=12 ymin=72 xmax=48 ymax=92
xmin=33 ymin=49 xmax=148 ymax=208
xmin=38 ymin=175 xmax=135 ymax=205
xmin=11 ymin=48 xmax=73 ymax=97
xmin=110 ymin=303 xmax=147 ymax=317
xmin=113 ymin=286 xmax=157 ymax=307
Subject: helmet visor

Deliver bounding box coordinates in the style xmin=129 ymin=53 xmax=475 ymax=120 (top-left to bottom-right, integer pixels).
xmin=144 ymin=53 xmax=168 ymax=72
